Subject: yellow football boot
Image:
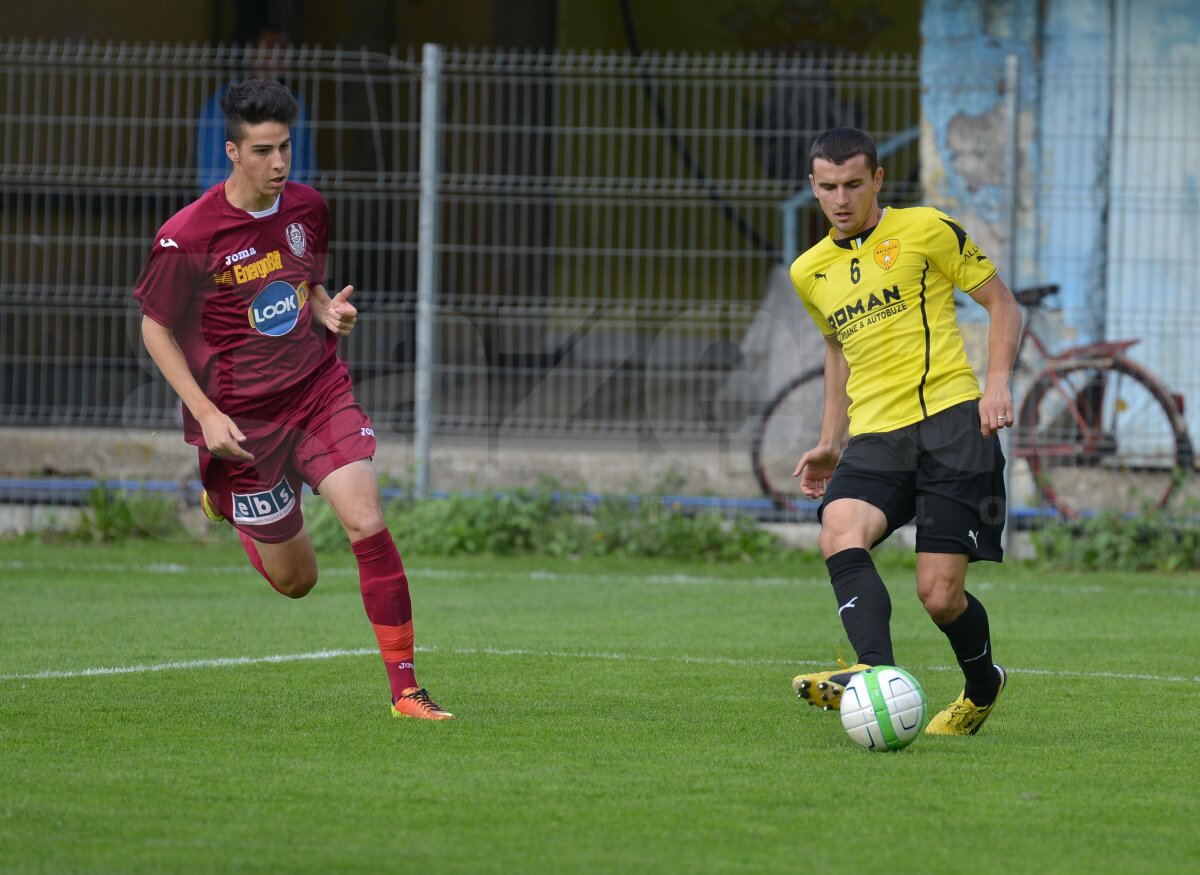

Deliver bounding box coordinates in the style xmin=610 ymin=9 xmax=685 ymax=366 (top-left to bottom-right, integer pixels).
xmin=792 ymin=659 xmax=871 ymax=711
xmin=200 ymin=490 xmax=225 ymax=523
xmin=925 ymin=665 xmax=1007 ymax=736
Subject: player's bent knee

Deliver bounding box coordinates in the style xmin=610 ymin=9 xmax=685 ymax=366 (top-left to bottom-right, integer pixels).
xmin=342 ymin=513 xmax=387 ymax=544
xmin=273 ymin=569 xmax=318 ymax=599
xmin=920 ymin=590 xmax=965 ymax=624
xmin=816 ymin=527 xmax=846 ymax=558
xmin=817 ymin=526 xmax=871 ymax=558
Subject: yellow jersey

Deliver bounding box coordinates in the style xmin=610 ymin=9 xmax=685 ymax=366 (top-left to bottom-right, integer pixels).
xmin=790 ymin=206 xmax=997 ymax=435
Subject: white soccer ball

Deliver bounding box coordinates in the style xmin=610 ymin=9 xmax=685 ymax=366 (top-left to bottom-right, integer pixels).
xmin=839 ymin=666 xmax=927 ymax=751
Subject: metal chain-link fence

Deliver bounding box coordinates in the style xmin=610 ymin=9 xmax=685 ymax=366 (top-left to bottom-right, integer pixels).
xmin=0 ymin=42 xmax=919 ymax=440
xmin=1 ymin=40 xmax=1195 ymax=516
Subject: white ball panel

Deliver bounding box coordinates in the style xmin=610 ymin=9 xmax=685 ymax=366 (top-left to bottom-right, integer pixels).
xmin=838 ymin=667 xmax=927 ymax=751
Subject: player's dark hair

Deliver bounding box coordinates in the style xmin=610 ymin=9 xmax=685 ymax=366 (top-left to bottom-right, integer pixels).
xmin=221 ymin=79 xmax=299 ymax=145
xmin=809 ymin=127 xmax=879 ymax=174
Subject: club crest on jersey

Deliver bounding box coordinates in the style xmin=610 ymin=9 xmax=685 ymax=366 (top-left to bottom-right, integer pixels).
xmin=232 ymin=477 xmax=296 ymax=526
xmin=874 ymin=239 xmax=900 ymax=270
xmin=286 ymin=222 xmax=307 ymax=257
xmin=247 ymin=279 xmax=309 ymax=336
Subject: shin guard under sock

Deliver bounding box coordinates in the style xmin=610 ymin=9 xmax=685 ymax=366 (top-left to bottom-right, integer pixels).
xmin=352 ymin=528 xmax=418 ymax=699
xmin=936 ymin=591 xmax=999 ymax=705
xmin=826 ymin=548 xmax=895 ymax=666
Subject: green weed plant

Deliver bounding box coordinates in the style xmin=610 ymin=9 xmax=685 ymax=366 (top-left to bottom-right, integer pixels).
xmin=1031 ymin=503 xmax=1200 ymax=572
xmin=303 ymin=480 xmax=783 ymax=563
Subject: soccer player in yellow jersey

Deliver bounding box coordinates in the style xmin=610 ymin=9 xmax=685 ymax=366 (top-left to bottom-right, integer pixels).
xmin=788 ymin=128 xmax=1023 ymax=736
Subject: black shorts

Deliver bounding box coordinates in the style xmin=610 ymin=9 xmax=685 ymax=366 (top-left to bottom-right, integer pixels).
xmin=818 ymin=400 xmax=1006 ymax=562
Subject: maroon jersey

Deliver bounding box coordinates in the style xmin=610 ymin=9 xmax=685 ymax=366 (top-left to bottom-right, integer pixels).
xmin=134 ymin=182 xmax=346 ymax=444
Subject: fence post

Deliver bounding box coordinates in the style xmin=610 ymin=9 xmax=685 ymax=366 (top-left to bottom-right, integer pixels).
xmin=1001 ymin=52 xmax=1020 ymax=551
xmin=1003 ymin=54 xmax=1020 ymax=303
xmin=414 ymin=43 xmax=442 ymax=500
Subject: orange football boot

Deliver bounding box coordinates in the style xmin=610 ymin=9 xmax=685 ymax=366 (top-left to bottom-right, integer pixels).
xmin=391 ymin=687 xmax=455 ymax=721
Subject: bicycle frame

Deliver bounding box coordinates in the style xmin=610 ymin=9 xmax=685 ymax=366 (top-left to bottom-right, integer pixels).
xmin=1014 ymin=304 xmax=1139 ymax=373
xmin=1015 ymin=285 xmax=1186 ymax=422
xmin=1010 ymin=289 xmax=1191 ymax=517
xmin=1013 ymin=304 xmax=1131 ymax=458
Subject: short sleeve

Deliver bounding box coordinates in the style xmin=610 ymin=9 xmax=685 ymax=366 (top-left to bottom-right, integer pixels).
xmin=790 ymin=265 xmax=836 ymax=338
xmin=132 ymin=237 xmax=200 ymax=328
xmin=928 ymin=213 xmax=997 ymax=294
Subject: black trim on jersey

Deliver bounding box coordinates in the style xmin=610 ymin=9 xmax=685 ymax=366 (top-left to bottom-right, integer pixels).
xmin=832 ymin=222 xmax=879 ymax=250
xmin=941 ymin=218 xmax=969 ymax=254
xmin=962 ymin=268 xmax=998 ymax=294
xmin=916 ymin=259 xmax=932 ymax=417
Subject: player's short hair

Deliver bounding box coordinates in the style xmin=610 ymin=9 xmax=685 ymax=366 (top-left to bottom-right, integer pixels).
xmin=809 ymin=127 xmax=879 ymax=174
xmin=221 ymin=79 xmax=300 ymax=145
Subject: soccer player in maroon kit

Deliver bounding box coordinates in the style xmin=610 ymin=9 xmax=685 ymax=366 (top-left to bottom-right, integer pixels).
xmin=134 ymin=79 xmax=453 ymax=720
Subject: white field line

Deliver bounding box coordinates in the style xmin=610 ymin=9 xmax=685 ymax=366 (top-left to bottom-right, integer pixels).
xmin=2 ymin=643 xmax=1198 ymax=685
xmin=2 ymin=559 xmax=1196 ymax=596
xmin=2 ymin=648 xmax=377 ymax=680
xmin=0 ymin=560 xmax=815 ymax=587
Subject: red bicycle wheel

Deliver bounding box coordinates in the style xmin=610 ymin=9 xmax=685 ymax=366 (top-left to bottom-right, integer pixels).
xmin=1015 ymin=357 xmax=1193 ymax=518
xmin=751 ymin=368 xmax=825 ymax=512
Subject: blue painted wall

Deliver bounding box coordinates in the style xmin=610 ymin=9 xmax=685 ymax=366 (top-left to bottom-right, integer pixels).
xmin=920 ymin=0 xmax=1041 ymax=324
xmin=1039 ymin=0 xmax=1112 ymax=341
xmin=922 ymin=0 xmax=1200 ymax=442
xmin=1106 ymin=0 xmax=1200 ymax=423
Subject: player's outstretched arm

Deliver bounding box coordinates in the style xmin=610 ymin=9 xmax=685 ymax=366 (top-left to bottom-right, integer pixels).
xmin=140 ymin=316 xmax=254 ymax=461
xmin=310 ymin=283 xmax=357 ymax=336
xmin=970 ymin=275 xmax=1022 ymax=437
xmin=793 ymin=336 xmax=851 ymax=498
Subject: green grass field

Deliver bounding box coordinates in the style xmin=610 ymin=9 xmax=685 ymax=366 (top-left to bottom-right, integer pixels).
xmin=2 ymin=539 xmax=1198 ymax=874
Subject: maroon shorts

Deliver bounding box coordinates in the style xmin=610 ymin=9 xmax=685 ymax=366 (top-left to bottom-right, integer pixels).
xmin=198 ymin=371 xmax=377 ymax=544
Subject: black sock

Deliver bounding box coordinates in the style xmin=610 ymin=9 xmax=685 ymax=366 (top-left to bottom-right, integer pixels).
xmin=936 ymin=591 xmax=1000 ymax=705
xmin=826 ymin=548 xmax=894 ymax=666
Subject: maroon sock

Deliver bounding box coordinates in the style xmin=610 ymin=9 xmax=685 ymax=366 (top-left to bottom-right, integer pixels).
xmin=238 ymin=531 xmax=288 ymax=596
xmin=352 ymin=528 xmax=418 ymax=700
